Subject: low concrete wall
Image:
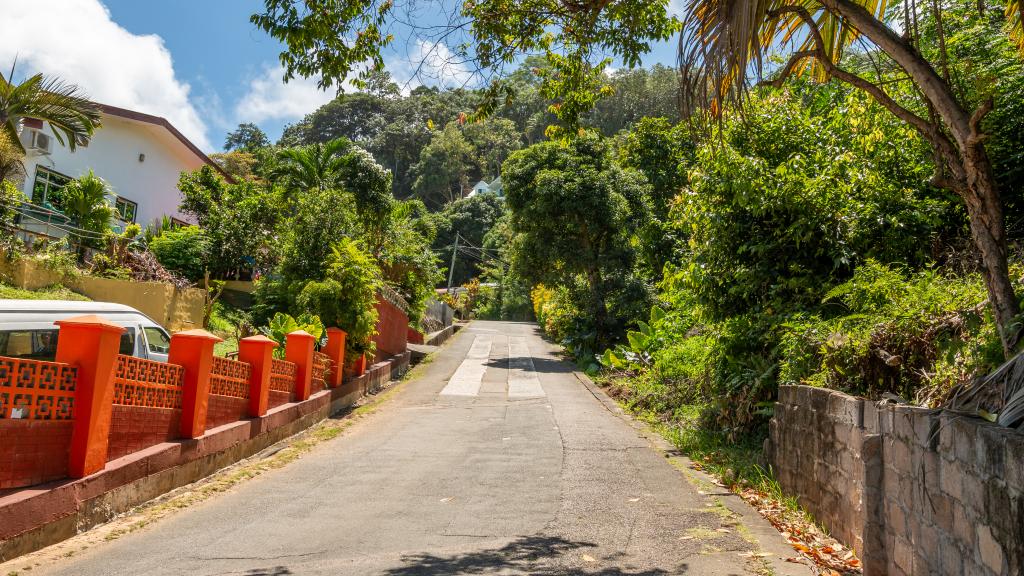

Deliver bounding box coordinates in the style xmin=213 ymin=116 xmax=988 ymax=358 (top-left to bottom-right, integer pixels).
xmin=0 ymin=257 xmax=204 ymax=331
xmin=425 ymin=323 xmax=459 ymax=346
xmin=0 ymin=351 xmax=409 ymax=561
xmin=768 ymin=385 xmax=1024 ymax=576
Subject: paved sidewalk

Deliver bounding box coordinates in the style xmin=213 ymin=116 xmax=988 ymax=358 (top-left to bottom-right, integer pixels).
xmin=33 ymin=321 xmax=809 ymax=575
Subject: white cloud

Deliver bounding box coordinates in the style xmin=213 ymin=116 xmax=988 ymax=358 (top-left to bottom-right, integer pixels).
xmin=234 ymin=65 xmax=337 ymax=124
xmin=0 ymin=0 xmax=213 ymax=151
xmin=386 ymin=40 xmax=475 ymax=94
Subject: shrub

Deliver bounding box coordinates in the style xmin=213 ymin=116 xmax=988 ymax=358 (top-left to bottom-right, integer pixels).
xmin=261 ymin=312 xmax=325 ymax=358
xmin=149 ymin=226 xmax=210 ymax=282
xmin=293 ymin=238 xmax=381 ymax=358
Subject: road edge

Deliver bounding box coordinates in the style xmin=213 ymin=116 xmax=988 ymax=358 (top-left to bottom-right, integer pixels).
xmin=572 ymin=370 xmax=814 ymax=576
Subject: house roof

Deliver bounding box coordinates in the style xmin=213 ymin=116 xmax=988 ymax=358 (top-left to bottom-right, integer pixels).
xmin=95 ymin=103 xmax=234 ymax=182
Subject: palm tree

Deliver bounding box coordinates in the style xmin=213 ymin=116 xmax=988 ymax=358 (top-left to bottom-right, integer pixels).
xmin=677 ymin=0 xmax=1022 ymax=356
xmin=271 ymin=138 xmax=353 ymax=192
xmin=60 ymin=170 xmax=114 ymax=247
xmin=0 ymin=63 xmax=101 ymax=154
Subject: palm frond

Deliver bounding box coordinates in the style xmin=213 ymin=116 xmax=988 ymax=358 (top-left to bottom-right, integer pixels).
xmin=677 ymin=0 xmax=888 ymax=114
xmin=0 ymin=66 xmax=101 ymax=152
xmin=1009 ymin=0 xmax=1024 ymax=56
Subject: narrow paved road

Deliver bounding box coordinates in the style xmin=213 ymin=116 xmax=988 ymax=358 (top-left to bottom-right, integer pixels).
xmin=36 ymin=321 xmax=799 ymax=575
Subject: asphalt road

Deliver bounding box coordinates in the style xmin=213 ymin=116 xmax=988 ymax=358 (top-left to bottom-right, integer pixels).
xmin=35 ymin=321 xmax=805 ymax=576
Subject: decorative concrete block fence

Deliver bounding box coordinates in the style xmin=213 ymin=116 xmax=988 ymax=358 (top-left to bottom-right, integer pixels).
xmin=0 ymin=315 xmax=347 ymax=490
xmin=768 ymin=385 xmax=1024 ymax=576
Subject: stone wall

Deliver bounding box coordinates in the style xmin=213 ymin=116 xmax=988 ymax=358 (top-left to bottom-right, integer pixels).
xmin=768 ymin=385 xmax=1024 ymax=575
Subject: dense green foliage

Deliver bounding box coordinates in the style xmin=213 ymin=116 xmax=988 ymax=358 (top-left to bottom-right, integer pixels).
xmin=588 ymin=85 xmax=1010 ymax=439
xmin=149 ymin=226 xmax=211 ymax=282
xmin=294 ymin=238 xmax=382 ymax=357
xmin=504 ymin=134 xmax=651 ymax=352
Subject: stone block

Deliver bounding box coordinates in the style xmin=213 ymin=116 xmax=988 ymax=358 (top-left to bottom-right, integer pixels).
xmin=894 ymin=536 xmax=914 ymax=574
xmin=975 ymin=423 xmax=1006 ymax=478
xmin=953 ymin=502 xmax=976 ymax=547
xmin=809 ymin=386 xmax=831 ymax=412
xmin=887 ymin=500 xmax=908 ymax=537
xmin=889 ymin=437 xmax=912 ymax=471
xmin=961 ymin=471 xmax=986 ymax=515
xmin=893 ymin=406 xmax=916 ymax=441
xmin=827 ymin=391 xmax=863 ymax=427
xmin=940 ymin=538 xmax=963 ymax=575
xmin=1005 ymin=433 xmax=1024 ymax=489
xmin=976 ymin=524 xmax=1006 ymax=575
xmin=793 ymin=385 xmax=812 ymax=408
xmin=984 ymin=479 xmax=1011 ymax=538
xmin=914 ymin=520 xmax=940 ymax=565
xmin=878 ymin=405 xmax=895 ymax=436
xmin=952 ymin=416 xmax=978 ymax=470
xmin=778 ymin=385 xmax=794 ymax=405
xmin=940 ymin=459 xmax=964 ymax=502
xmin=929 ymin=491 xmax=955 ymax=530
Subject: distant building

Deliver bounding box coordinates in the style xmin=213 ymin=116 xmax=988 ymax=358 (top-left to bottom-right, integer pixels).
xmin=466 ymin=177 xmax=504 ymax=199
xmin=17 ymin=103 xmax=228 ymax=238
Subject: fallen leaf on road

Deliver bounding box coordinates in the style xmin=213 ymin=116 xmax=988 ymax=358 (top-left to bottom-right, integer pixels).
xmin=715 ymin=528 xmax=731 ymax=533
xmin=439 ymin=497 xmax=453 ymax=503
xmin=582 ymin=554 xmax=596 ymax=562
xmin=628 ymin=498 xmax=640 ymax=502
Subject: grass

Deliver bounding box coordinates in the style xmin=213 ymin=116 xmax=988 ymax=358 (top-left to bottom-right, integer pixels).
xmin=0 ymin=282 xmax=90 ymax=301
xmin=207 ymin=301 xmax=249 ymax=356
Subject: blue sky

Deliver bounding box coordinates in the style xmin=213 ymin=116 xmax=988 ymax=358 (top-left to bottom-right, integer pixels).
xmin=2 ymin=0 xmax=679 ymax=152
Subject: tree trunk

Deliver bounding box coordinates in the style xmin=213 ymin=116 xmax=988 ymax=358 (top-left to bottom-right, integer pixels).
xmin=824 ymin=0 xmax=1021 ymax=354
xmin=962 ymin=144 xmax=1020 ymax=355
xmin=586 ymin=266 xmax=610 ymax=349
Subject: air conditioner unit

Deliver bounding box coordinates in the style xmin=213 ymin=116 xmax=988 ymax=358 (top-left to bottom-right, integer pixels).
xmin=26 ymin=130 xmax=52 ymax=155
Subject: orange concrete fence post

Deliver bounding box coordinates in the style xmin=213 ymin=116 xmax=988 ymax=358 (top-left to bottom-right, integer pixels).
xmin=169 ymin=329 xmax=222 ymax=439
xmin=324 ymin=328 xmax=346 ymax=388
xmin=238 ymin=335 xmax=277 ymax=417
xmin=57 ymin=315 xmax=126 ymax=478
xmin=286 ymin=330 xmax=316 ymax=401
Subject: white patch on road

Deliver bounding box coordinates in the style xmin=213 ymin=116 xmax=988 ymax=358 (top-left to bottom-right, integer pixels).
xmin=507 ymin=337 xmax=545 ymax=398
xmin=439 ymin=336 xmax=493 ymax=396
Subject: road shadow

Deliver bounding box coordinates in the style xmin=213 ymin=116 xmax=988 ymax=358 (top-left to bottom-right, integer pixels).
xmin=484 ymin=356 xmax=575 ymax=375
xmin=381 ymin=535 xmax=684 ymax=575
xmin=243 ymin=567 xmax=292 ymax=576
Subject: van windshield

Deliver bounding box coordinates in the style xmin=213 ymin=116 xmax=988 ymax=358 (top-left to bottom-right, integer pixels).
xmin=0 ymin=328 xmax=136 ymax=361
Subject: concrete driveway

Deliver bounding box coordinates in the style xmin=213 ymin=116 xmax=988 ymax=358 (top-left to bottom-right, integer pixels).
xmin=34 ymin=321 xmax=808 ymax=576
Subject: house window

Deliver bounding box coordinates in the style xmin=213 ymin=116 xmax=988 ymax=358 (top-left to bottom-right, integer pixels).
xmin=115 ymin=197 xmax=138 ymax=223
xmin=31 ymin=166 xmax=71 ymax=209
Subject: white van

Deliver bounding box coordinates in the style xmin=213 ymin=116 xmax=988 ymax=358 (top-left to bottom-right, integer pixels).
xmin=0 ymin=300 xmax=173 ymax=362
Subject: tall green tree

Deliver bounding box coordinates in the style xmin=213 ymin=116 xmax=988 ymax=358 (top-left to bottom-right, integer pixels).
xmin=224 ymin=123 xmax=270 ymax=152
xmin=411 ymin=123 xmax=475 ymax=208
xmin=271 ymin=138 xmax=354 ymax=192
xmin=503 ymin=134 xmax=651 ymax=349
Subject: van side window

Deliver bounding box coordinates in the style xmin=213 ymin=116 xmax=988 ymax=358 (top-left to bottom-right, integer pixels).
xmin=119 ymin=328 xmax=136 ymax=356
xmin=0 ymin=329 xmax=59 ymax=360
xmin=144 ymin=327 xmax=170 ymax=354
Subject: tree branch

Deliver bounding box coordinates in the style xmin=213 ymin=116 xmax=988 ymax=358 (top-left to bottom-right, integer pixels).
xmin=757 ymin=51 xmax=817 ymax=88
xmin=767 ymin=5 xmax=965 ymax=188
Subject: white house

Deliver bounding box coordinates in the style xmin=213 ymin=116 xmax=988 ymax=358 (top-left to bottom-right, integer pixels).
xmin=466 ymin=177 xmax=504 ymax=199
xmin=17 ymin=103 xmax=227 ymax=235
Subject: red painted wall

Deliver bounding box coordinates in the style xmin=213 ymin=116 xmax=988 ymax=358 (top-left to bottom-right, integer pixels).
xmin=107 ymin=406 xmax=180 ymax=461
xmin=372 ymin=298 xmax=409 ymax=361
xmin=0 ymin=420 xmax=73 ymax=489
xmin=206 ymin=395 xmax=249 ymax=429
xmin=268 ymin=390 xmax=291 ymax=410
